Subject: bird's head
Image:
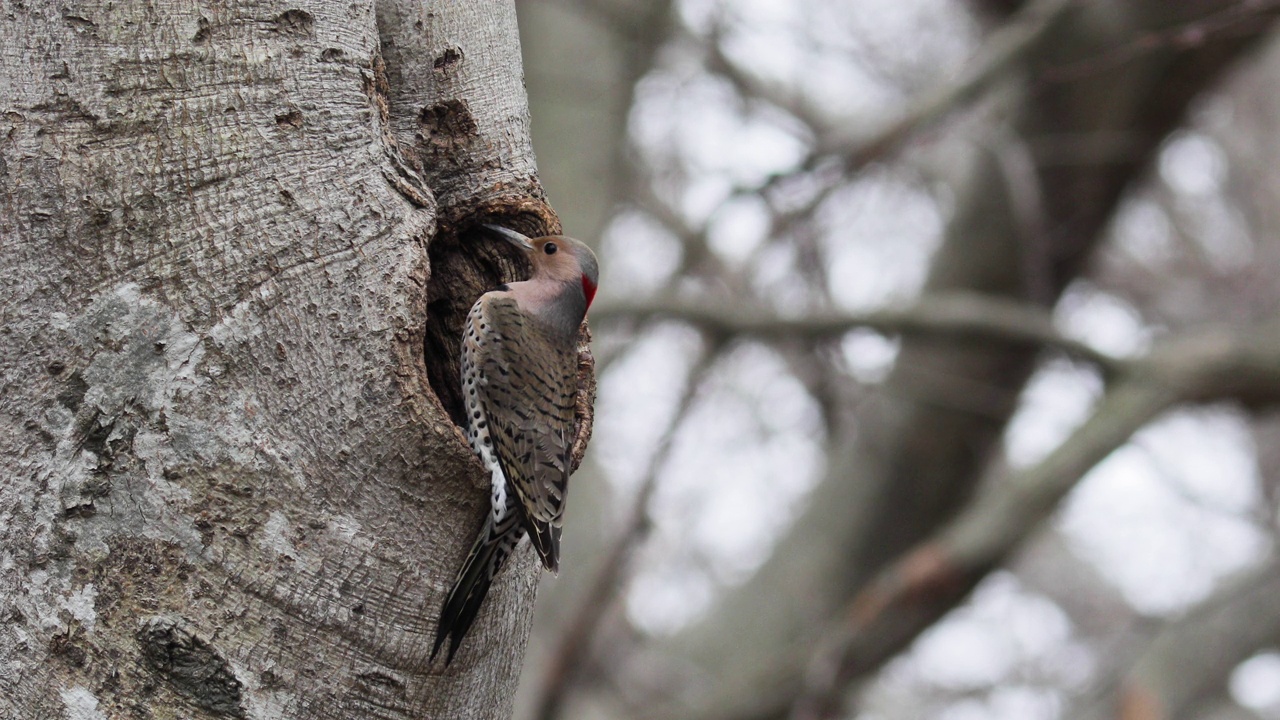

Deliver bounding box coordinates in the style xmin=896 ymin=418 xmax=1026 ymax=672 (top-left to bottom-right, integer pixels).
xmin=482 ymin=224 xmax=599 ymax=310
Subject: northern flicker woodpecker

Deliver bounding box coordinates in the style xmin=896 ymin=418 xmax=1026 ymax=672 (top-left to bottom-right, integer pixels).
xmin=432 ymin=224 xmax=599 ymax=665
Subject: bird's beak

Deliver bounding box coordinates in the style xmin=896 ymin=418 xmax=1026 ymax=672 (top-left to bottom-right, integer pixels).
xmin=481 ymin=224 xmax=534 ymax=251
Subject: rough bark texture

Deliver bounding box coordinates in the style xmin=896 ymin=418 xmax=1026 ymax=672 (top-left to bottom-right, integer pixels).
xmin=0 ymin=0 xmax=573 ymax=717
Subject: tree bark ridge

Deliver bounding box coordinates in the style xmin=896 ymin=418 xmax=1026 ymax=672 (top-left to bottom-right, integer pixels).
xmin=0 ymin=0 xmax=561 ymax=717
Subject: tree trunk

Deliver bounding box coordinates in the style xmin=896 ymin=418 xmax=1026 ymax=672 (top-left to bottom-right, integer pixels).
xmin=0 ymin=1 xmax=576 ymax=718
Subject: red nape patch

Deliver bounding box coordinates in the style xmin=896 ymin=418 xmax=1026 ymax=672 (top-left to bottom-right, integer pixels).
xmin=581 ymin=274 xmax=598 ymax=308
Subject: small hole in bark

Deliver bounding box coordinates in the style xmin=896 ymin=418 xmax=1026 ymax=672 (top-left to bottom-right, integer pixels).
xmin=192 ymin=18 xmax=211 ymax=44
xmin=418 ymin=100 xmax=478 ymax=154
xmin=273 ymin=9 xmax=314 ymax=37
xmin=433 ymin=47 xmax=462 ymax=72
xmin=275 ymin=110 xmax=303 ymax=128
xmin=137 ymin=616 xmax=246 ymax=718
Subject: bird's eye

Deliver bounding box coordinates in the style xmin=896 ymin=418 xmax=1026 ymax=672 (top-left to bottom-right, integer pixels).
xmin=543 ymin=242 xmax=558 ymax=255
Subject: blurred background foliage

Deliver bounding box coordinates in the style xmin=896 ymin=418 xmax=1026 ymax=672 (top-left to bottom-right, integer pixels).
xmin=510 ymin=1 xmax=1280 ymax=718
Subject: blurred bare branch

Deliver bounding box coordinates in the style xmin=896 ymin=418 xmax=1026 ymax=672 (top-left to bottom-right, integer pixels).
xmin=1040 ymin=0 xmax=1280 ymax=84
xmin=1083 ymin=554 xmax=1280 ymax=720
xmin=792 ymin=381 xmax=1174 ymax=719
xmin=709 ymin=0 xmax=1075 ymax=181
xmin=592 ymin=291 xmax=1123 ymax=371
xmin=819 ymin=0 xmax=1073 ymax=164
xmin=991 ymin=131 xmax=1054 ymax=305
xmin=790 ymin=323 xmax=1280 ymax=718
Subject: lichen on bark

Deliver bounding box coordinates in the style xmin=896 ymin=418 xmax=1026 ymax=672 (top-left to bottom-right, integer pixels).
xmin=0 ymin=1 xmax=582 ymax=718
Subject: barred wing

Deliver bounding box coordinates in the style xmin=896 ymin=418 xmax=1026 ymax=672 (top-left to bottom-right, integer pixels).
xmin=468 ymin=295 xmax=577 ymax=571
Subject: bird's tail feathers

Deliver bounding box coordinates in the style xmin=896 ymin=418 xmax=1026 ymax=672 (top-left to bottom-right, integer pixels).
xmin=432 ymin=517 xmax=520 ymax=665
xmin=525 ymin=519 xmax=562 ymax=574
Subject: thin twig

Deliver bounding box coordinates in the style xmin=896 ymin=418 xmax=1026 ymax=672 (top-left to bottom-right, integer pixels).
xmin=822 ymin=0 xmax=1074 ymax=165
xmin=712 ymin=0 xmax=1074 ymax=200
xmin=1039 ymin=0 xmax=1280 ymax=83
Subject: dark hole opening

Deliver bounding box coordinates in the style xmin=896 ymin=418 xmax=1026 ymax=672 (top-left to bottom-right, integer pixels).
xmin=423 ymin=223 xmax=531 ymax=430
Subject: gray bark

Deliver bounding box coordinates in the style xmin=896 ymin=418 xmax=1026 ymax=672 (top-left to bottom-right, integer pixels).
xmin=0 ymin=0 xmax=566 ymax=718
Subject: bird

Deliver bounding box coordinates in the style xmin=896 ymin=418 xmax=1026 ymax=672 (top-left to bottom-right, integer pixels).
xmin=431 ymin=223 xmax=599 ymax=665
